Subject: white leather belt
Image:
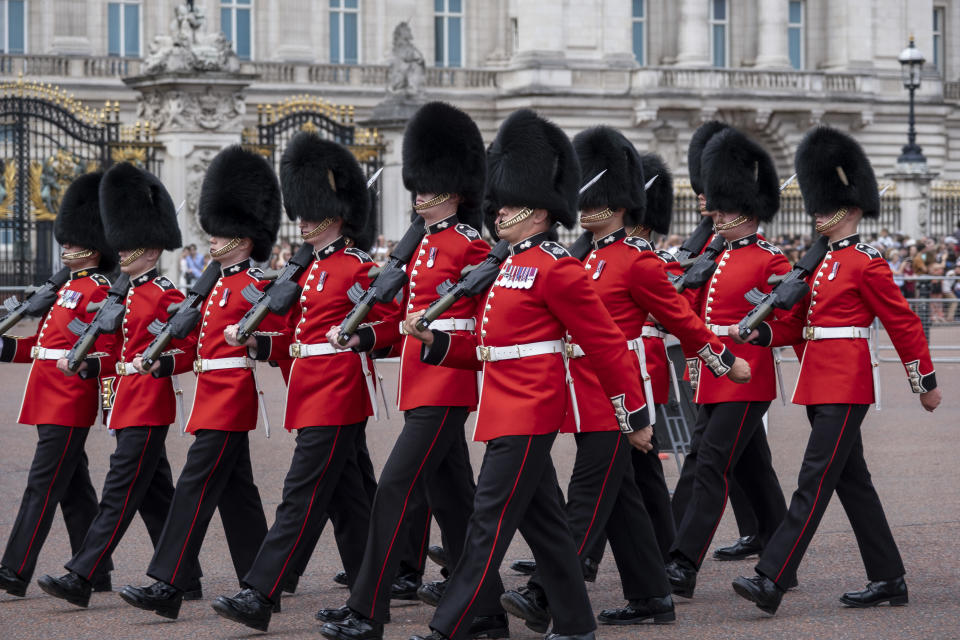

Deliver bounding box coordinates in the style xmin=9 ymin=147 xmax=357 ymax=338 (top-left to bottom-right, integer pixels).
xmin=426 ymin=318 xmax=476 ymax=332
xmin=476 ymin=339 xmax=564 ymax=362
xmin=803 ymin=326 xmax=870 ymax=340
xmin=31 ymin=347 xmax=68 ymax=360
xmin=565 ymin=337 xmax=656 ymax=425
xmin=642 ymin=326 xmax=666 ymax=339
xmin=707 ymin=324 xmax=729 ymax=336
xmin=115 ymin=361 xmax=139 ymax=376
xmin=289 ymin=342 xmax=338 ymax=358
xmin=194 ymin=356 xmax=254 ymax=373
xmin=565 ymin=337 xmax=645 ymax=359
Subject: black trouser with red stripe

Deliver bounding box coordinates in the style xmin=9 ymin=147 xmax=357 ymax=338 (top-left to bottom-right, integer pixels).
xmin=243 ymin=422 xmax=370 ymax=601
xmin=431 ymin=433 xmax=594 ymax=640
xmin=66 ymin=425 xmax=189 ymax=582
xmin=529 ymin=430 xmax=669 ymax=601
xmin=671 ymin=401 xmax=785 ymax=568
xmin=756 ymin=404 xmax=904 ymax=589
xmin=147 ymin=429 xmax=266 ymax=590
xmin=348 ymin=405 xmax=497 ymax=623
xmin=2 ymin=425 xmax=112 ymax=582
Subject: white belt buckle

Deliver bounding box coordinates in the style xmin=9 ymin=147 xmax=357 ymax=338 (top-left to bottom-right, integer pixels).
xmin=478 ymin=345 xmax=492 ymax=362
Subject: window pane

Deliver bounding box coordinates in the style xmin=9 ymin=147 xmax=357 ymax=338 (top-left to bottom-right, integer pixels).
xmin=330 ymin=0 xmax=340 ymax=7
xmin=0 ymin=7 xmax=6 ymax=52
xmin=221 ymin=7 xmax=233 ymax=43
xmin=448 ymin=16 xmax=461 ymax=67
xmin=237 ymin=0 xmax=251 ymax=5
xmin=8 ymin=0 xmax=24 ymax=53
xmin=449 ymin=0 xmax=461 ymax=13
xmin=435 ymin=0 xmax=444 ymax=12
xmin=329 ymin=12 xmax=340 ymax=62
xmin=434 ymin=16 xmax=444 ymax=66
xmin=125 ymin=4 xmax=140 ymax=57
xmin=108 ymin=3 xmax=122 ymax=56
xmin=712 ymin=25 xmax=725 ymax=67
xmin=345 ymin=0 xmax=358 ymax=8
xmin=788 ymin=27 xmax=801 ymax=69
xmin=933 ymin=8 xmax=939 ymax=30
xmin=236 ymin=8 xmax=251 ymax=59
xmin=789 ymin=1 xmax=802 ymax=24
xmin=633 ymin=21 xmax=644 ymax=65
xmin=933 ymin=34 xmax=941 ymax=69
xmin=343 ymin=12 xmax=358 ymax=64
xmin=713 ymin=0 xmax=726 ymax=21
xmin=633 ymin=0 xmax=644 ymax=19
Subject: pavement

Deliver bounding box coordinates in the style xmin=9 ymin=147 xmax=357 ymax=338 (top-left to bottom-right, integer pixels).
xmin=0 ymin=356 xmax=957 ymax=640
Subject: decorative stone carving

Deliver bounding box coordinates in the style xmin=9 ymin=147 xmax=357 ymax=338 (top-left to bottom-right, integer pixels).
xmin=386 ymin=22 xmax=425 ymax=102
xmin=184 ymin=147 xmax=220 ymax=235
xmin=135 ymin=85 xmax=246 ymax=132
xmin=142 ymin=2 xmax=240 ymax=75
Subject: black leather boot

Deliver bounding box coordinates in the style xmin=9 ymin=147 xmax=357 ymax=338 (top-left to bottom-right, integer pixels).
xmin=467 ymin=613 xmax=509 ymax=639
xmin=840 ymin=577 xmax=908 ymax=608
xmin=211 ymin=588 xmax=275 ymax=632
xmin=37 ymin=572 xmax=92 ymax=608
xmin=499 ymin=585 xmax=550 ymax=633
xmin=732 ymin=574 xmax=784 ymax=615
xmin=319 ymin=611 xmax=384 ymax=640
xmin=118 ymin=581 xmax=184 ymax=619
xmin=597 ymin=594 xmax=675 ymax=625
xmin=664 ymin=557 xmax=698 ymax=598
xmin=712 ymin=535 xmax=763 ymax=561
xmin=417 ymin=579 xmax=447 ymax=607
xmin=0 ymin=566 xmax=28 ymax=597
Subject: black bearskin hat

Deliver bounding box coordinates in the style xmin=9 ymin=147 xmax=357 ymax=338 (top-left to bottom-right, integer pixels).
xmin=795 ymin=126 xmax=880 ymax=219
xmin=199 ymin=146 xmax=281 ymax=262
xmin=701 ymin=128 xmax=780 ymax=222
xmin=280 ymin=132 xmax=370 ymax=244
xmin=486 ymin=109 xmax=581 ymax=229
xmin=573 ymin=126 xmax=647 ymax=229
xmin=688 ymin=121 xmax=729 ymax=196
xmin=402 ymin=101 xmax=486 ymax=231
xmin=55 ymin=172 xmax=118 ymax=271
xmin=637 ymin=153 xmax=674 ymax=235
xmin=99 ymin=163 xmax=181 ymax=251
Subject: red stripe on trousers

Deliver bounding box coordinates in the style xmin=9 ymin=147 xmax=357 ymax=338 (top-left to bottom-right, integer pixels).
xmin=696 ymin=402 xmax=751 ymax=565
xmin=449 ymin=436 xmax=533 ymax=638
xmin=86 ymin=429 xmax=153 ymax=579
xmin=268 ymin=426 xmax=341 ymax=598
xmin=369 ymin=407 xmax=451 ymax=617
xmin=577 ymin=434 xmax=621 ymax=555
xmin=18 ymin=428 xmax=74 ymax=576
xmin=775 ymin=405 xmax=853 ymax=583
xmin=170 ymin=433 xmax=231 ymax=583
xmin=417 ymin=508 xmax=432 ymax=568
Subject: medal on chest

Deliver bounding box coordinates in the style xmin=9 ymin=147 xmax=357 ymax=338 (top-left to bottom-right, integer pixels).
xmin=57 ymin=289 xmax=82 ymax=309
xmin=828 ymin=262 xmax=840 ymax=281
xmin=219 ymin=288 xmax=231 ymax=307
xmin=426 ymin=247 xmax=438 ymax=268
xmin=592 ymin=259 xmax=606 ymax=281
xmin=498 ymin=265 xmax=538 ymax=289
xmin=316 ymin=271 xmax=328 ymax=292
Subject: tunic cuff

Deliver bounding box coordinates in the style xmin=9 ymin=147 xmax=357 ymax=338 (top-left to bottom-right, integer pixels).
xmin=905 ymin=360 xmax=937 ymax=393
xmin=78 ymin=357 xmax=101 ymax=379
xmin=153 ymin=354 xmax=175 ymax=378
xmin=0 ymin=336 xmax=15 ymax=363
xmin=252 ymin=335 xmax=273 ymax=361
xmin=353 ymin=325 xmax=376 ymax=353
xmin=420 ymin=330 xmax=451 ymax=366
xmin=750 ymin=322 xmax=773 ymax=347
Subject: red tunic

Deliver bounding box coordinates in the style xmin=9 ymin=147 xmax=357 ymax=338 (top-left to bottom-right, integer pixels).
xmin=761 ymin=236 xmax=936 ymax=404
xmin=2 ymin=270 xmax=116 ymax=427
xmin=421 ymin=232 xmax=649 ymax=442
xmin=185 ymin=260 xmax=283 ymax=433
xmin=568 ymin=230 xmax=734 ymax=432
xmin=108 ymin=269 xmax=195 ymax=430
xmin=362 ymin=216 xmax=490 ymax=411
xmin=258 ymin=238 xmax=397 ymax=429
xmin=685 ymin=233 xmax=791 ymax=404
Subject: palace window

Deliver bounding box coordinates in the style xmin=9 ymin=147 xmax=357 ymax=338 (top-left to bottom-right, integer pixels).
xmin=108 ymin=1 xmax=140 ymax=58
xmin=933 ymin=6 xmax=945 ymax=75
xmin=632 ymin=0 xmax=645 ymax=65
xmin=435 ymin=0 xmax=463 ymax=67
xmin=0 ymin=0 xmax=25 ymax=54
xmin=221 ymin=0 xmax=252 ymax=60
xmin=330 ymin=0 xmax=359 ymax=64
xmin=710 ymin=0 xmax=728 ymax=68
xmin=788 ymin=0 xmax=804 ymax=70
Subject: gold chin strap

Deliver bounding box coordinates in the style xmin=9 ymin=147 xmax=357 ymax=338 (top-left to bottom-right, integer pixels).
xmin=61 ymin=248 xmax=95 ymax=260
xmin=210 ymin=237 xmax=243 ymax=257
xmin=497 ymin=207 xmax=534 ymax=230
xmin=627 ymin=224 xmax=649 ymax=237
xmin=119 ymin=247 xmax=146 ymax=267
xmin=580 ymin=208 xmax=615 ymax=224
xmin=414 ymin=193 xmax=451 ymax=211
xmin=815 ymin=207 xmax=848 ymax=233
xmin=301 ymin=218 xmax=335 ymax=240
xmin=714 ymin=215 xmax=750 ymax=231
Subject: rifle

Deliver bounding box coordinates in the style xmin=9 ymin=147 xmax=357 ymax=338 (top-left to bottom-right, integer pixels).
xmin=674 ymin=216 xmax=715 ymax=264
xmin=140 ymin=261 xmax=223 ymax=370
xmin=414 ymin=240 xmax=511 ymax=332
xmin=737 ymin=235 xmax=830 ymax=339
xmin=567 ymin=231 xmax=594 ymax=261
xmin=0 ymin=267 xmax=72 ymax=336
xmin=64 ymin=274 xmax=131 ymax=372
xmin=671 ymin=234 xmax=725 ymax=293
xmin=234 ymin=242 xmax=315 ymax=344
xmin=336 ymin=216 xmax=427 ymax=346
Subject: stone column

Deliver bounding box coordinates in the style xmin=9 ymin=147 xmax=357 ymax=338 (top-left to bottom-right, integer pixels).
xmin=887 ymin=167 xmax=938 ymax=241
xmin=674 ymin=0 xmax=710 ymax=67
xmin=755 ymin=0 xmax=791 ymax=68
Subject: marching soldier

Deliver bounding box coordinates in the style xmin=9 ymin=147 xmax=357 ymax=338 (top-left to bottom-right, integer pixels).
xmin=396 ymin=108 xmax=656 ymax=640
xmin=37 ymin=165 xmax=207 ymax=608
xmin=318 ymin=102 xmax=507 ymax=640
xmin=498 ymin=126 xmax=751 ymax=631
xmin=207 ymin=133 xmax=390 ymax=632
xmin=664 ymin=128 xmax=790 ymax=599
xmin=732 ymin=126 xmax=941 ymax=614
xmin=118 ymin=147 xmax=280 ymax=620
xmin=0 ymin=173 xmax=117 ymax=598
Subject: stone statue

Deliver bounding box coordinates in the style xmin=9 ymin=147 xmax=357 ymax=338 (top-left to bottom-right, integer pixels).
xmin=142 ymin=1 xmax=239 ymax=75
xmin=386 ymin=22 xmax=425 ymax=101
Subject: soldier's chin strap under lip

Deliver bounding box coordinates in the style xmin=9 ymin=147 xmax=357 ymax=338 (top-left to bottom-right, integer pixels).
xmin=61 ymin=249 xmax=95 ymax=260
xmin=497 ymin=207 xmax=533 ymax=230
xmin=815 ymin=207 xmax=848 ymax=233
xmin=119 ymin=247 xmax=146 ymax=267
xmin=210 ymin=237 xmax=243 ymax=257
xmin=714 ymin=215 xmax=750 ymax=231
xmin=301 ymin=217 xmax=335 ymax=240
xmin=414 ymin=193 xmax=451 ymax=211
xmin=580 ymin=208 xmax=615 ymax=224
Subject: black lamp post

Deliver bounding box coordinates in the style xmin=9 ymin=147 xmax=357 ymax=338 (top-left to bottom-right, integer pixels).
xmin=897 ymin=36 xmax=927 ymax=164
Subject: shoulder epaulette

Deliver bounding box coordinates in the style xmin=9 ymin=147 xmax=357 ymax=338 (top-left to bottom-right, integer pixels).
xmin=344 ymin=247 xmax=373 ymax=263
xmin=89 ymin=273 xmax=111 ymax=287
xmin=151 ymin=275 xmax=176 ymax=291
xmin=246 ymin=267 xmax=269 ymax=281
xmin=454 ymin=223 xmax=481 ymax=241
xmin=855 ymin=243 xmax=882 ymax=260
xmin=654 ymin=249 xmax=677 ymax=264
xmin=540 ymin=241 xmax=570 ymax=260
xmin=756 ymin=239 xmax=783 ymax=256
xmin=623 ymin=236 xmax=653 ymax=253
